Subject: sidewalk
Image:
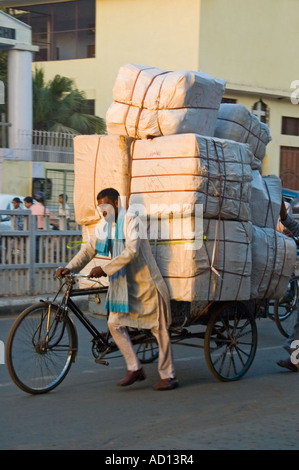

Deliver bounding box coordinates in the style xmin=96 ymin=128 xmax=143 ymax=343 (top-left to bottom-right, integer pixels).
xmin=0 ymin=294 xmax=89 ymax=316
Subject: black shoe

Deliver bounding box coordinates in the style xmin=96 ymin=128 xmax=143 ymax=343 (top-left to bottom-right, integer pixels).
xmin=152 ymin=377 xmax=179 ymax=391
xmin=277 ymin=359 xmax=298 ymax=372
xmin=117 ymin=368 xmax=146 ymax=386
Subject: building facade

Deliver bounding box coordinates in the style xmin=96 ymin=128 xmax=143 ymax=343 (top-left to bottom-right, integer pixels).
xmin=1 ymin=0 xmax=299 ymax=190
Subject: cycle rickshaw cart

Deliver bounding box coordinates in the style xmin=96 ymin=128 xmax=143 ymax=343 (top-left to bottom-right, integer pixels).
xmin=5 ymin=272 xmax=268 ymax=395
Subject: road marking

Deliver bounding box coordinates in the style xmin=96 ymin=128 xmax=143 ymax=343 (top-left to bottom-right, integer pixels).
xmin=0 ymin=382 xmax=13 ymax=388
xmin=0 ymin=344 xmax=284 ymax=389
xmin=256 ymin=346 xmax=282 ymax=352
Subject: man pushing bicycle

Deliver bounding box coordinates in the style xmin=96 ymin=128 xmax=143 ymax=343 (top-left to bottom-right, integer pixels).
xmin=56 ymin=188 xmax=178 ymax=391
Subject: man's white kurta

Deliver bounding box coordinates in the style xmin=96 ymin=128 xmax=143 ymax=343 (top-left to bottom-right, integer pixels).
xmin=66 ymin=213 xmax=171 ymax=330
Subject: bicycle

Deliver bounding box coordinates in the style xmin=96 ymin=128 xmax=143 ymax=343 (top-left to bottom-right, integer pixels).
xmin=6 ymin=273 xmax=261 ymax=394
xmin=274 ymin=274 xmax=299 ymax=338
xmin=5 ymin=274 xmax=158 ymax=394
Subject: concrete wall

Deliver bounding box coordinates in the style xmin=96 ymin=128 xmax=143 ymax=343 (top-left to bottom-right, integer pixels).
xmin=199 ymin=0 xmax=299 ymax=94
xmin=4 ymin=0 xmax=299 ymax=185
xmin=1 ymin=160 xmax=32 ymax=195
xmin=38 ymin=0 xmax=201 ymax=118
xmin=1 ymin=160 xmax=74 ymax=197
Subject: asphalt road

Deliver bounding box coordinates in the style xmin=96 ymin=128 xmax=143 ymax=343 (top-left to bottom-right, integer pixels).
xmin=0 ymin=312 xmax=298 ymax=451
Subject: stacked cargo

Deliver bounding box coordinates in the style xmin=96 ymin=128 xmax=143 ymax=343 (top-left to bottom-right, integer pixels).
xmin=129 ymin=134 xmax=253 ymax=301
xmin=214 ymin=103 xmax=296 ymax=299
xmin=214 ymin=103 xmax=272 ymax=171
xmin=73 ymin=134 xmax=132 ymax=287
xmin=106 ymin=63 xmax=225 ymax=139
xmin=106 ymin=64 xmax=254 ymax=302
xmin=249 ymin=171 xmax=296 ymax=299
xmin=74 ymin=63 xmax=296 ymax=301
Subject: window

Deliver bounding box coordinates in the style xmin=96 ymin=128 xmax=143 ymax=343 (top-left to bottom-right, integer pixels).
xmin=221 ymin=98 xmax=237 ymax=104
xmin=252 ymin=99 xmax=268 ymax=124
xmin=280 ymin=146 xmax=299 ymax=190
xmin=86 ymin=100 xmax=95 ymax=115
xmin=282 ymin=117 xmax=299 ymax=136
xmin=8 ymin=0 xmax=95 ymax=61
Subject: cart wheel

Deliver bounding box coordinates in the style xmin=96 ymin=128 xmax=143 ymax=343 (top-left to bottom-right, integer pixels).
xmin=274 ymin=277 xmax=299 ymax=338
xmin=135 ymin=338 xmax=159 ymax=364
xmin=204 ymin=302 xmax=257 ymax=382
xmin=129 ymin=329 xmax=159 ymax=364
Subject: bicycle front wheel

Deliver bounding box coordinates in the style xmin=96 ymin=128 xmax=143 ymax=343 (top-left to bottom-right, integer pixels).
xmin=6 ymin=302 xmax=77 ymax=394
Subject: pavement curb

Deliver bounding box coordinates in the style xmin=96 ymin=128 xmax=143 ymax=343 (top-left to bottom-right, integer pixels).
xmin=0 ymin=295 xmax=89 ymax=316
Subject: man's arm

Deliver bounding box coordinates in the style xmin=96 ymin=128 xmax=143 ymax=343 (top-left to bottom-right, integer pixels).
xmin=280 ymin=198 xmax=299 ymax=237
xmin=56 ymin=235 xmax=98 ymax=277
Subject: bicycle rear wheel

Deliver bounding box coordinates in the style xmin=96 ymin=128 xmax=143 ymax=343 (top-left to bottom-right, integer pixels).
xmin=274 ymin=277 xmax=299 ymax=338
xmin=6 ymin=302 xmax=77 ymax=394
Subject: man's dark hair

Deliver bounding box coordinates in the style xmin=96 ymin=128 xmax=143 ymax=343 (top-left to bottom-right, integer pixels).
xmin=59 ymin=193 xmax=68 ymax=202
xmin=97 ymin=188 xmax=119 ymax=202
xmin=12 ymin=197 xmax=21 ymax=203
xmin=34 ymin=192 xmax=45 ymax=203
xmin=24 ymin=196 xmax=33 ymax=204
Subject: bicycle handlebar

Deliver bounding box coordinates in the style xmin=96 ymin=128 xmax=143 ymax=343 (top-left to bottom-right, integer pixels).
xmin=69 ymin=273 xmax=92 ymax=279
xmin=62 ymin=272 xmax=106 ymax=287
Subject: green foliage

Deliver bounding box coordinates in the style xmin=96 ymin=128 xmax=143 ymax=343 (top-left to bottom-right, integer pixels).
xmin=0 ymin=51 xmax=7 ymax=84
xmin=0 ymin=51 xmax=7 ymax=115
xmin=32 ymin=67 xmax=106 ymax=134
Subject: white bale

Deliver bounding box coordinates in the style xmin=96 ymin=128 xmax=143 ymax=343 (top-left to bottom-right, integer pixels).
xmin=73 ymin=134 xmax=132 ymax=226
xmin=251 ymin=225 xmax=296 ymax=299
xmin=150 ymin=218 xmax=252 ymax=302
xmin=214 ymin=103 xmax=272 ymax=171
xmin=130 ymin=133 xmax=253 ymax=221
xmin=250 ymin=171 xmax=282 ymax=228
xmin=107 ymin=63 xmax=225 ymax=139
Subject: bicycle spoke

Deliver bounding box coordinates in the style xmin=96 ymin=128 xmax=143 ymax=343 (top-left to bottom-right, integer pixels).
xmin=6 ymin=303 xmax=75 ymax=394
xmin=205 ymin=303 xmax=257 ymax=381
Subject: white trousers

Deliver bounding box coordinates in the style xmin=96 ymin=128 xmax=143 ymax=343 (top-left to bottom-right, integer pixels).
xmin=108 ymin=294 xmax=176 ymax=379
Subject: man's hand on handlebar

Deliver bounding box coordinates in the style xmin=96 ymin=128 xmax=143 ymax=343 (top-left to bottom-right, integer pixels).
xmin=88 ymin=266 xmax=107 ymax=278
xmin=56 ymin=266 xmax=107 ymax=279
xmin=56 ymin=267 xmax=71 ymax=278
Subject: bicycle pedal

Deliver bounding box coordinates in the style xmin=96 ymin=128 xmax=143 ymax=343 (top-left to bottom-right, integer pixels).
xmin=94 ymin=358 xmax=109 ymax=366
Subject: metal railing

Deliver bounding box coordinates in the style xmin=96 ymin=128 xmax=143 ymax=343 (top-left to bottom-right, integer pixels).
xmin=0 ymin=121 xmax=11 ymax=149
xmin=18 ymin=129 xmax=78 ymax=163
xmin=0 ymin=210 xmax=82 ymax=296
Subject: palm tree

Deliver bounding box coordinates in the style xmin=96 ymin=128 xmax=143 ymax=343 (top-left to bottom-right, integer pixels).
xmin=0 ymin=51 xmax=7 ymax=116
xmin=33 ymin=67 xmax=106 ymax=134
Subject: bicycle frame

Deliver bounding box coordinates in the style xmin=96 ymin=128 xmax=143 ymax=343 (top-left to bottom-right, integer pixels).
xmin=56 ymin=275 xmax=114 ymax=363
xmin=68 ymin=287 xmax=108 ymax=340
xmin=56 ymin=274 xmax=158 ymax=365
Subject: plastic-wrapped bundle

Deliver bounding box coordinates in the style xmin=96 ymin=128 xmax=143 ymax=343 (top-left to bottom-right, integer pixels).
xmin=107 ymin=63 xmax=225 ymax=139
xmin=214 ymin=103 xmax=272 ymax=171
xmin=73 ymin=134 xmax=132 ymax=226
xmin=251 ymin=226 xmax=296 ymax=299
xmin=250 ymin=171 xmax=282 ymax=228
xmin=149 ymin=218 xmax=252 ymax=301
xmin=130 ymin=133 xmax=253 ymax=221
